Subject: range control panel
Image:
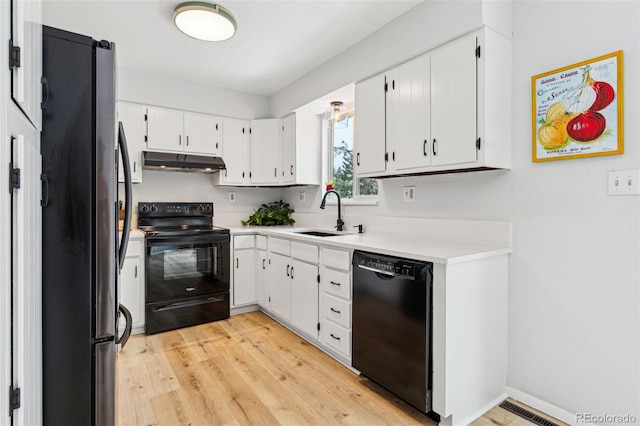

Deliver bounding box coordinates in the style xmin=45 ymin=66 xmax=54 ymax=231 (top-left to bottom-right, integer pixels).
xmin=138 ymin=202 xmax=213 ymax=217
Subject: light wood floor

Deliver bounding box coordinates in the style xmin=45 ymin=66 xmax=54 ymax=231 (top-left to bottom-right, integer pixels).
xmin=117 ymin=311 xmax=564 ymax=426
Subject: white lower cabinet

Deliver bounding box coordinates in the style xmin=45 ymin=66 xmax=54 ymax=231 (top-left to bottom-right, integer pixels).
xmin=233 ymin=235 xmax=257 ymax=307
xmin=255 ymin=236 xmax=268 ymax=308
xmin=290 ymin=242 xmax=319 ymax=340
xmin=120 ymin=237 xmax=145 ymax=334
xmin=267 ymin=251 xmax=292 ymax=321
xmin=320 ymin=247 xmax=353 ymax=362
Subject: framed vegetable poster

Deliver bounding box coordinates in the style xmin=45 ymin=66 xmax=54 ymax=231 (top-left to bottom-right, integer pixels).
xmin=532 ymin=50 xmax=623 ymax=162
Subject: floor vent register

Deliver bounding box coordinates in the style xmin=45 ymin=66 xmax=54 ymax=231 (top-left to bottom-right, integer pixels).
xmin=498 ymin=400 xmax=560 ymax=426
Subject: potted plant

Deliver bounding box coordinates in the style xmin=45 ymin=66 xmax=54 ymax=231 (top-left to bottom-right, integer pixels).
xmin=242 ymin=200 xmax=295 ymax=226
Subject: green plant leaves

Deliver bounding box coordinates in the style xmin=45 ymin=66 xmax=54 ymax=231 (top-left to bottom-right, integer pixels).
xmin=241 ymin=200 xmax=295 ymax=226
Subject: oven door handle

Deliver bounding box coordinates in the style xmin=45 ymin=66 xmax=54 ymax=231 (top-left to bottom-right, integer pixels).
xmin=146 ymin=235 xmax=230 ymax=247
xmin=152 ymin=296 xmax=225 ymax=312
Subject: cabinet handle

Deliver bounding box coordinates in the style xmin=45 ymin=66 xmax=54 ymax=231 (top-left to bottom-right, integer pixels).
xmin=432 ymin=138 xmax=437 ymax=156
xmin=249 ymin=172 xmax=252 ymax=178
xmin=216 ymin=142 xmax=219 ymax=149
xmin=330 ymin=281 xmax=341 ymax=286
xmin=290 ymin=266 xmax=294 ymax=279
xmin=392 ymin=79 xmax=395 ymax=90
xmin=330 ymin=333 xmax=341 ymax=341
xmin=286 ymin=265 xmax=290 ymax=277
xmin=242 ymin=172 xmax=245 ymax=178
xmin=216 ymin=123 xmax=219 ymax=130
xmin=179 ymin=135 xmax=182 ymax=145
xmin=133 ymin=161 xmax=136 ymax=173
xmin=225 ymin=170 xmax=228 ymax=177
xmin=274 ymin=168 xmax=277 ymax=178
xmin=356 ymin=153 xmax=360 ymax=166
xmin=423 ymin=140 xmax=427 ymax=156
xmin=186 ymin=136 xmax=189 ymax=146
xmin=134 ymin=265 xmax=138 ymax=278
xmin=290 ymin=165 xmax=293 ymax=176
xmin=392 ymin=151 xmax=395 ymax=161
xmin=236 ymin=258 xmax=239 ymax=268
xmin=262 ymin=259 xmax=265 ymax=270
xmin=330 ymin=307 xmax=341 ymax=314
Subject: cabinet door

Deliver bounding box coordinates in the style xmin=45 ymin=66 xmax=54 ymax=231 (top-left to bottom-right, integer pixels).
xmin=280 ymin=114 xmax=296 ymax=184
xmin=256 ymin=249 xmax=268 ymax=308
xmin=291 ymin=260 xmax=319 ymax=340
xmin=120 ymin=255 xmax=144 ymax=330
xmin=117 ymin=102 xmax=143 ymax=183
xmin=249 ymin=119 xmax=280 ymax=185
xmin=267 ymin=252 xmax=291 ymax=322
xmin=221 ymin=118 xmax=248 ymax=185
xmin=184 ymin=112 xmax=217 ymax=155
xmin=354 ymin=73 xmax=386 ymax=176
xmin=11 ymin=0 xmax=42 ymax=130
xmin=146 ymin=107 xmax=184 ymax=152
xmin=430 ymin=34 xmax=477 ymax=167
xmin=233 ymin=249 xmax=256 ymax=306
xmin=388 ymin=54 xmax=431 ymax=172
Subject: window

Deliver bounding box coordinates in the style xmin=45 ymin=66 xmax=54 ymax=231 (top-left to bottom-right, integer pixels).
xmin=329 ymin=114 xmax=378 ymax=199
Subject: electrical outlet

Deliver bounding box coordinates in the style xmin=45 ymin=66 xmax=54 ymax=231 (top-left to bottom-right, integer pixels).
xmin=608 ymin=170 xmax=640 ymax=195
xmin=228 ymin=191 xmax=236 ymax=203
xmin=299 ymin=191 xmax=306 ymax=202
xmin=403 ymin=186 xmax=416 ymax=202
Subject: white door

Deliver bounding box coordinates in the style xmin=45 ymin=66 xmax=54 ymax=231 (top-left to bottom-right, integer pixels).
xmin=11 ymin=132 xmax=43 ymax=426
xmin=220 ymin=118 xmax=248 ymax=185
xmin=256 ymin=249 xmax=268 ymax=308
xmin=146 ymin=107 xmax=183 ymax=152
xmin=291 ymin=260 xmax=319 ymax=340
xmin=389 ymin=54 xmax=431 ymax=172
xmin=267 ymin=253 xmax=291 ymax=322
xmin=184 ymin=112 xmax=216 ymax=155
xmin=233 ymin=249 xmax=256 ymax=306
xmin=280 ymin=114 xmax=296 ymax=184
xmin=430 ymin=34 xmax=477 ymax=167
xmin=354 ymin=73 xmax=386 ymax=176
xmin=116 ymin=102 xmax=143 ymax=183
xmin=249 ymin=119 xmax=280 ymax=185
xmin=11 ymin=0 xmax=42 ymax=130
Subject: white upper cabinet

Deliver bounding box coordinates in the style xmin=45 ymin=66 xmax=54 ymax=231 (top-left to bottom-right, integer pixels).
xmin=146 ymin=106 xmax=222 ymax=156
xmin=218 ymin=117 xmax=249 ymax=185
xmin=354 ymin=27 xmax=511 ymax=178
xmin=279 ymin=112 xmax=322 ymax=186
xmin=249 ymin=119 xmax=280 ymax=185
xmin=280 ymin=114 xmax=296 ymax=185
xmin=117 ymin=102 xmax=143 ymax=183
xmin=386 ymin=53 xmax=431 ymax=173
xmin=354 ymin=73 xmax=386 ymax=177
xmin=11 ymin=0 xmax=42 ymax=130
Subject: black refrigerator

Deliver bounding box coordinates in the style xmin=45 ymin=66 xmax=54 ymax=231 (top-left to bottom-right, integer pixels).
xmin=41 ymin=26 xmax=133 ymax=425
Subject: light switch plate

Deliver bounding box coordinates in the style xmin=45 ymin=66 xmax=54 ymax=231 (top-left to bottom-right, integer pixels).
xmin=228 ymin=191 xmax=236 ymax=203
xmin=608 ymin=170 xmax=640 ymax=195
xmin=403 ymin=186 xmax=416 ymax=202
xmin=299 ymin=191 xmax=306 ymax=202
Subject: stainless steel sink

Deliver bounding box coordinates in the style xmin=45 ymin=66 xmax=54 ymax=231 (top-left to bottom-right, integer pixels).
xmin=295 ymin=230 xmax=346 ymax=237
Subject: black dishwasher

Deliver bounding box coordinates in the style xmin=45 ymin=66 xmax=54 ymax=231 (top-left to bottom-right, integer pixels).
xmin=352 ymin=250 xmax=433 ymax=413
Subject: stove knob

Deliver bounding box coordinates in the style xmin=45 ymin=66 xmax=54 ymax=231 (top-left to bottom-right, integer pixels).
xmin=140 ymin=204 xmax=149 ymax=213
xmin=197 ymin=205 xmax=205 ymax=212
xmin=150 ymin=205 xmax=158 ymax=213
xmin=205 ymin=205 xmax=212 ymax=213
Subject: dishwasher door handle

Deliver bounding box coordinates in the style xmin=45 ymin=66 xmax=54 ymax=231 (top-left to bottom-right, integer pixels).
xmin=356 ymin=264 xmax=415 ymax=280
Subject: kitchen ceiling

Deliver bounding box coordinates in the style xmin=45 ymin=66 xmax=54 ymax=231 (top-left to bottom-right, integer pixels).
xmin=43 ymin=0 xmax=423 ymax=97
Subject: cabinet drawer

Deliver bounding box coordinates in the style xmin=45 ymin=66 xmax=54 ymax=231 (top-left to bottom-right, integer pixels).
xmin=291 ymin=241 xmax=318 ymax=264
xmin=256 ymin=235 xmax=267 ymax=250
xmin=321 ymin=267 xmax=351 ymax=300
xmin=322 ymin=320 xmax=351 ymax=360
xmin=269 ymin=237 xmax=290 ymax=256
xmin=321 ymin=248 xmax=351 ymax=271
xmin=322 ymin=293 xmax=351 ymax=329
xmin=126 ymin=239 xmax=142 ymax=258
xmin=234 ymin=235 xmax=255 ymax=249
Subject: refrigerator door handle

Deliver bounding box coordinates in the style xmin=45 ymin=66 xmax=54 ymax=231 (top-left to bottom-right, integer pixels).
xmin=116 ymin=303 xmax=132 ymax=348
xmin=118 ymin=122 xmax=132 ymax=270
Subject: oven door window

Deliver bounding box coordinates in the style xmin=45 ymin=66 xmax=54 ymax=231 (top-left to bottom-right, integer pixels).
xmin=146 ymin=242 xmax=229 ymax=302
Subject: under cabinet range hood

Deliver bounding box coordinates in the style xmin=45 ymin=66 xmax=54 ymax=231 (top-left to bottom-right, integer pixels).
xmin=143 ymin=151 xmax=226 ymax=173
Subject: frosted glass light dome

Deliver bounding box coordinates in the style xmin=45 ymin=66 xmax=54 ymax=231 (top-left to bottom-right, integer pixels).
xmin=173 ymin=2 xmax=237 ymax=42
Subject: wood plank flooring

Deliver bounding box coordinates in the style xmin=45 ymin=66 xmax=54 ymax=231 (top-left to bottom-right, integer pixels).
xmin=117 ymin=311 xmax=564 ymax=426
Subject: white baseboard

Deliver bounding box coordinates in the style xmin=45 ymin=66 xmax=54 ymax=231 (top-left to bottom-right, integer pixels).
xmin=230 ymin=304 xmax=260 ymax=316
xmin=506 ymin=386 xmax=576 ymax=425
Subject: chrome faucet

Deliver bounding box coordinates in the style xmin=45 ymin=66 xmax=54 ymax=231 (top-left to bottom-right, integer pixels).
xmin=320 ymin=190 xmax=344 ymax=231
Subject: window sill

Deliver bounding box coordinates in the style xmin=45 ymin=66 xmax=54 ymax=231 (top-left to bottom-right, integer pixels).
xmin=324 ymin=199 xmax=378 ymax=207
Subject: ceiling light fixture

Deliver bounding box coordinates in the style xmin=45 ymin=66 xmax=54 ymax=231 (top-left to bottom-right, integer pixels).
xmin=331 ymin=101 xmax=344 ymax=123
xmin=173 ymin=2 xmax=237 ymax=42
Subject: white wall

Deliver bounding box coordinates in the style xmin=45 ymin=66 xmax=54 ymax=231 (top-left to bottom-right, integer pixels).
xmin=117 ymin=67 xmax=282 ymax=225
xmin=282 ymin=0 xmax=640 ymax=422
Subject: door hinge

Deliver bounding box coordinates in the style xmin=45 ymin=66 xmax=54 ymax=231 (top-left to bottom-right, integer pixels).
xmin=317 ymin=274 xmax=320 ymax=283
xmin=9 ymin=166 xmax=20 ymax=193
xmin=384 ymin=152 xmax=389 ymax=162
xmin=268 ymin=296 xmax=271 ymax=302
xmin=9 ymin=40 xmax=20 ymax=69
xmin=9 ymin=386 xmax=21 ymax=416
xmin=317 ymin=322 xmax=320 ymax=331
xmin=144 ymin=114 xmax=148 ymax=121
xmin=384 ymin=82 xmax=388 ymax=92
xmin=144 ymin=135 xmax=148 ymax=143
xmin=476 ymin=45 xmax=481 ymax=58
xmin=476 ymin=137 xmax=481 ymax=150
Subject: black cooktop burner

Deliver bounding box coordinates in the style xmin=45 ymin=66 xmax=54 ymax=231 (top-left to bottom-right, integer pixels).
xmin=137 ymin=202 xmax=229 ymax=237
